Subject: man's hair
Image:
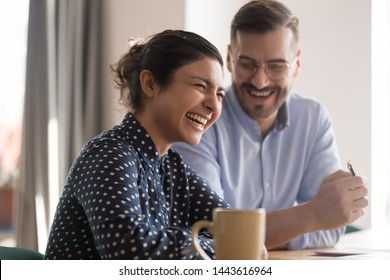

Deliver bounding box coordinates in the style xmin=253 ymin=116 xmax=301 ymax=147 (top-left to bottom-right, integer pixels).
xmin=230 ymin=0 xmax=299 ymax=47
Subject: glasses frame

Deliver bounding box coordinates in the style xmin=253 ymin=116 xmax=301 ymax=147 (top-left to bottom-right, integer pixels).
xmin=233 ymin=57 xmax=296 ymax=81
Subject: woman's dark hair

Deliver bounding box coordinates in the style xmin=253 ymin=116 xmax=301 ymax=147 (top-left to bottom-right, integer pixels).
xmin=230 ymin=0 xmax=299 ymax=47
xmin=111 ymin=29 xmax=223 ymax=110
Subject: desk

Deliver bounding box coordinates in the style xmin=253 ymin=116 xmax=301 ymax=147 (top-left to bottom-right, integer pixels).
xmin=269 ymin=227 xmax=390 ymax=260
xmin=269 ymin=248 xmax=324 ymax=260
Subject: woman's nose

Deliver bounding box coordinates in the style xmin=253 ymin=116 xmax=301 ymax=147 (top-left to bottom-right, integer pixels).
xmin=204 ymin=94 xmax=220 ymax=113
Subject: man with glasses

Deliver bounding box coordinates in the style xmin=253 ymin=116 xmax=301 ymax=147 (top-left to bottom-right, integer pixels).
xmin=174 ymin=0 xmax=368 ymax=250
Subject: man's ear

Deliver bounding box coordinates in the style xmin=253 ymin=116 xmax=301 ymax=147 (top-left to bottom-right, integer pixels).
xmin=293 ymin=49 xmax=301 ymax=77
xmin=226 ymin=45 xmax=233 ymax=73
xmin=140 ymin=69 xmax=157 ymax=98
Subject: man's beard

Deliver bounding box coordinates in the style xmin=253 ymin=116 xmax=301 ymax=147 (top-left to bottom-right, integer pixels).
xmin=237 ymin=83 xmax=286 ymax=121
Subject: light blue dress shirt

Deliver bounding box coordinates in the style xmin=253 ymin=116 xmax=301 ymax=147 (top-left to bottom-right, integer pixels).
xmin=173 ymin=86 xmax=345 ymax=249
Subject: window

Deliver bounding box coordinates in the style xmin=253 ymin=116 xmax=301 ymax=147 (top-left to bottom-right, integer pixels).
xmin=0 ymin=0 xmax=29 ymax=241
xmin=371 ymin=0 xmax=390 ymax=227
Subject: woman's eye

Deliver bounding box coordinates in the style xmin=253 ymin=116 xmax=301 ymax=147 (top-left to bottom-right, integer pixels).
xmin=217 ymin=92 xmax=225 ymax=100
xmin=195 ymin=84 xmax=206 ymax=90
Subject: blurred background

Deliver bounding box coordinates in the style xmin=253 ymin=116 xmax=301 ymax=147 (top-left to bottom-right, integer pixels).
xmin=0 ymin=0 xmax=388 ymax=253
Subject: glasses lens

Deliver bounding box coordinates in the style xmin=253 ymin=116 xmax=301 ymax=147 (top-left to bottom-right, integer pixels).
xmin=266 ymin=62 xmax=289 ymax=80
xmin=235 ymin=58 xmax=257 ymax=78
xmin=235 ymin=58 xmax=291 ymax=80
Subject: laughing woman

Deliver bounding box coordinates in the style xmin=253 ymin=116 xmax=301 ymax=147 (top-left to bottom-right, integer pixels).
xmin=44 ymin=30 xmax=229 ymax=259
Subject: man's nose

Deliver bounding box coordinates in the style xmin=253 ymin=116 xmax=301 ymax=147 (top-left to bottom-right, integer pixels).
xmin=251 ymin=65 xmax=271 ymax=88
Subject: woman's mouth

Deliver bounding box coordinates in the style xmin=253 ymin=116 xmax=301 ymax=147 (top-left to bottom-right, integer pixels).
xmin=186 ymin=113 xmax=207 ymax=129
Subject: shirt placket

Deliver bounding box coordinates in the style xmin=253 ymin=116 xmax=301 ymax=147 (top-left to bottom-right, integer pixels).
xmin=152 ymin=160 xmax=169 ymax=227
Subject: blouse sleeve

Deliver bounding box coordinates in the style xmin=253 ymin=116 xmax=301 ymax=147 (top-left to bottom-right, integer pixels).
xmin=184 ymin=163 xmax=230 ymax=258
xmin=69 ymin=139 xmax=228 ymax=259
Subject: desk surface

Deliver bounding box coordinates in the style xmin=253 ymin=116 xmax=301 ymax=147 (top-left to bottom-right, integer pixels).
xmin=269 ymin=227 xmax=390 ymax=260
xmin=269 ymin=248 xmax=323 ymax=260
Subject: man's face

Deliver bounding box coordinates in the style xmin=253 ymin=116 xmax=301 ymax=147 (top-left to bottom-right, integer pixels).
xmin=227 ymin=28 xmax=300 ymax=124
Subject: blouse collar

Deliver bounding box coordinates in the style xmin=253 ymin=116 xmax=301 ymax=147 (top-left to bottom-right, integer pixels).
xmin=120 ymin=112 xmax=163 ymax=166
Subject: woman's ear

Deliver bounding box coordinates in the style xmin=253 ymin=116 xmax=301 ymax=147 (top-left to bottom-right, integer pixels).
xmin=140 ymin=70 xmax=157 ymax=98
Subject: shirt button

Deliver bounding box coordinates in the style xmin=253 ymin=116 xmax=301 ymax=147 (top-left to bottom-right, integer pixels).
xmin=264 ymin=181 xmax=271 ymax=188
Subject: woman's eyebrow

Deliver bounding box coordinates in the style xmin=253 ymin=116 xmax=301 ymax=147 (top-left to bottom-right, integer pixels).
xmin=190 ymin=76 xmax=224 ymax=92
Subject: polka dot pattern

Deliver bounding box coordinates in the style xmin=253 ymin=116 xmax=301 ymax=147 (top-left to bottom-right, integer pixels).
xmin=44 ymin=113 xmax=228 ymax=259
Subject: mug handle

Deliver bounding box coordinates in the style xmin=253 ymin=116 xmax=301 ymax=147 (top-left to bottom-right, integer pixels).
xmin=191 ymin=220 xmax=213 ymax=260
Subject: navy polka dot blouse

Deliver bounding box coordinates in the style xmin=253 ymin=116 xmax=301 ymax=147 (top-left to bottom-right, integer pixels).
xmin=44 ymin=113 xmax=229 ymax=259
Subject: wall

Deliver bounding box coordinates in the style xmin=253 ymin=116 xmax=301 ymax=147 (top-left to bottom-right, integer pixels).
xmin=103 ymin=0 xmax=372 ymax=228
xmin=185 ymin=0 xmax=248 ymax=82
xmin=280 ymin=0 xmax=372 ymax=228
xmin=101 ymin=0 xmax=186 ymax=128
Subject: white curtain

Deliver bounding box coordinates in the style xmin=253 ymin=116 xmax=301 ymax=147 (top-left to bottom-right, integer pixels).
xmin=16 ymin=0 xmax=105 ymax=252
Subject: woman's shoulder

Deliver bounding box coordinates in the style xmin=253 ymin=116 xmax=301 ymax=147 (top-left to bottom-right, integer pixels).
xmin=85 ymin=132 xmax=135 ymax=154
xmin=71 ymin=130 xmax=140 ymax=171
xmin=66 ymin=132 xmax=140 ymax=182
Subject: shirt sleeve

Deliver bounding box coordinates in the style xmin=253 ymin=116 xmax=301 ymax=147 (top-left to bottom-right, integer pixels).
xmin=298 ymin=102 xmax=342 ymax=202
xmin=288 ymin=227 xmax=346 ymax=250
xmin=293 ymin=102 xmax=345 ymax=249
xmin=172 ymin=127 xmax=225 ymax=198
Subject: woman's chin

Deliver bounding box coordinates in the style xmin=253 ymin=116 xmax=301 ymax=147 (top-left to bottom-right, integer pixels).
xmin=184 ymin=135 xmax=202 ymax=146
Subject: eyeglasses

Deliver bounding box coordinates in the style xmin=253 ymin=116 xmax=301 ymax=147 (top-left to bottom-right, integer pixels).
xmin=233 ymin=57 xmax=295 ymax=80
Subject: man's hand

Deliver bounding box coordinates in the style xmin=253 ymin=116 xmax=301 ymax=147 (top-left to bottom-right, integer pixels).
xmin=307 ymin=170 xmax=369 ymax=231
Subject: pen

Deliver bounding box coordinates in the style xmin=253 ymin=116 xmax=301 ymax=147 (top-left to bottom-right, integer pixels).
xmin=347 ymin=160 xmax=356 ymax=176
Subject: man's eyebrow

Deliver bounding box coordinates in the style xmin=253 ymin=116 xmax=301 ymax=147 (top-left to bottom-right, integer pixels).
xmin=238 ymin=55 xmax=256 ymax=62
xmin=238 ymin=56 xmax=288 ymax=64
xmin=266 ymin=58 xmax=289 ymax=63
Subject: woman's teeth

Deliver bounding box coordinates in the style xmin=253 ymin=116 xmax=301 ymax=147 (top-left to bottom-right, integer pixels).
xmin=186 ymin=113 xmax=207 ymax=125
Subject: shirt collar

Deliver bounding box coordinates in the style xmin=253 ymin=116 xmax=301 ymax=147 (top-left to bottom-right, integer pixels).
xmin=276 ymin=99 xmax=290 ymax=131
xmin=121 ymin=112 xmax=162 ymax=166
